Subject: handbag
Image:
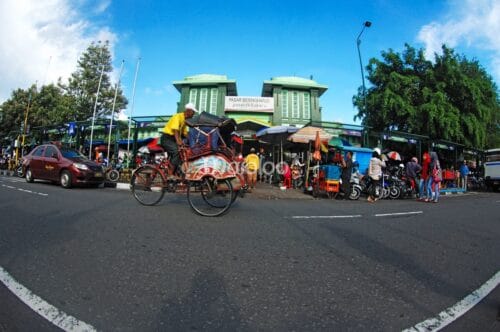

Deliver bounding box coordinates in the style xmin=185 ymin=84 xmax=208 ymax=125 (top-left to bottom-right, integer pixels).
xmin=432 ymin=166 xmax=442 ymax=182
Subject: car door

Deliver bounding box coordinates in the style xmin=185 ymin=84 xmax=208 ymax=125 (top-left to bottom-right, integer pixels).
xmin=43 ymin=145 xmax=60 ymax=181
xmin=29 ymin=146 xmax=45 ymax=178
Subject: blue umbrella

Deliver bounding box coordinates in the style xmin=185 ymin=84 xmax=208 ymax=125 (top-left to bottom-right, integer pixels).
xmin=255 ymin=125 xmax=299 ymax=144
xmin=256 ymin=126 xmax=299 ymax=163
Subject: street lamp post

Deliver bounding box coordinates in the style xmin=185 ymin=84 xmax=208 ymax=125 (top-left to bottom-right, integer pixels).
xmin=356 ymin=21 xmax=372 ymax=113
xmin=356 ymin=21 xmax=371 ymax=146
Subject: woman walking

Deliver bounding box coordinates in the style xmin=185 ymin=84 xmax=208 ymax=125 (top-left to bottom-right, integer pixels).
xmin=427 ymin=151 xmax=442 ymax=203
xmin=367 ymin=148 xmax=386 ymax=203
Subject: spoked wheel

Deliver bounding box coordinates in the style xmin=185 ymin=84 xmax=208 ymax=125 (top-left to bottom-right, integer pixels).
xmin=131 ymin=165 xmax=166 ymax=206
xmin=187 ymin=177 xmax=233 ymax=217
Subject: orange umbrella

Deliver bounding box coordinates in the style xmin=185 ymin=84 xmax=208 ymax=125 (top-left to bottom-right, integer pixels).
xmin=313 ymin=130 xmax=321 ymax=161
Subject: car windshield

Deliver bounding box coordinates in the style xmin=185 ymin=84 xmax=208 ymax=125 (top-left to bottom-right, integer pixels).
xmin=60 ymin=148 xmax=88 ymax=159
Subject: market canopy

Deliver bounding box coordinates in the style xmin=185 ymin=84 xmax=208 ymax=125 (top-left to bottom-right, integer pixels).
xmin=288 ymin=126 xmax=333 ymax=144
xmin=255 ymin=125 xmax=299 ymax=145
xmin=328 ymin=137 xmax=351 ymax=147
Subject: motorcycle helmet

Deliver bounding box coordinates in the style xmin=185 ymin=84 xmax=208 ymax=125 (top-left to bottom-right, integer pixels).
xmin=373 ymin=147 xmax=381 ymax=156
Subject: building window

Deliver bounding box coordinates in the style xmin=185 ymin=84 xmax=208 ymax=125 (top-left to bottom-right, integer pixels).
xmin=189 ymin=89 xmax=197 ymax=105
xmin=303 ymin=92 xmax=310 ymax=119
xmin=210 ymin=88 xmax=218 ymax=114
xmin=199 ymin=88 xmax=208 ymax=113
xmin=281 ymin=90 xmax=288 ymax=118
xmin=292 ymin=91 xmax=299 ymax=118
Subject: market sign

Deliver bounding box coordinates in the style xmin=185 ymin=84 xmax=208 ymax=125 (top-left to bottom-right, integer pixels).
xmin=225 ymin=96 xmax=274 ymax=113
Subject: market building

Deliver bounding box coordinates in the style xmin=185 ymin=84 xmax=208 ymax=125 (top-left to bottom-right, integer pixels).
xmin=171 ymin=74 xmax=328 ymax=138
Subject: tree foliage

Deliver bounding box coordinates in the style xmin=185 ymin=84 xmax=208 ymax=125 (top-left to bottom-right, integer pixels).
xmin=354 ymin=44 xmax=500 ymax=149
xmin=60 ymin=41 xmax=127 ymax=121
xmin=0 ymin=41 xmax=127 ymax=143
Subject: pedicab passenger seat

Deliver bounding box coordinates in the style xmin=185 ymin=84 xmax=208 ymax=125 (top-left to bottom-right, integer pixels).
xmin=185 ymin=112 xmax=237 ymax=161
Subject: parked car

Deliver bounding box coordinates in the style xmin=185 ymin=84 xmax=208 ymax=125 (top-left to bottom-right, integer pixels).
xmin=22 ymin=144 xmax=105 ymax=188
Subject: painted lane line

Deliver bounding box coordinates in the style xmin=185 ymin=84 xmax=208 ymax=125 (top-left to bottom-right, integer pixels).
xmin=290 ymin=215 xmax=362 ymax=219
xmin=403 ymin=270 xmax=500 ymax=332
xmin=1 ymin=184 xmax=48 ymax=197
xmin=375 ymin=211 xmax=423 ymax=217
xmin=0 ymin=266 xmax=97 ymax=332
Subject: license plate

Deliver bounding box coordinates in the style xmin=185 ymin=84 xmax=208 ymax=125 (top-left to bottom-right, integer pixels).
xmin=95 ymin=172 xmax=103 ymax=177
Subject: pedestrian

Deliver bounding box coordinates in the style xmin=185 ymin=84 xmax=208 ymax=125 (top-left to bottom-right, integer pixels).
xmin=418 ymin=152 xmax=431 ymax=201
xmin=341 ymin=151 xmax=353 ymax=200
xmin=245 ymin=147 xmax=260 ymax=191
xmin=405 ymin=156 xmax=422 ymax=197
xmin=459 ymin=160 xmax=470 ymax=191
xmin=367 ymin=148 xmax=386 ymax=203
xmin=427 ymin=151 xmax=442 ymax=203
xmin=160 ymin=103 xmax=196 ymax=176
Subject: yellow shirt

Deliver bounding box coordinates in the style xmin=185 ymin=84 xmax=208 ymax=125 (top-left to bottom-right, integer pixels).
xmin=245 ymin=153 xmax=260 ymax=171
xmin=162 ymin=112 xmax=188 ymax=137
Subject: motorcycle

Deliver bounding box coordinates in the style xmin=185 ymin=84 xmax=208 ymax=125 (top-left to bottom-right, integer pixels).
xmin=348 ymin=170 xmax=363 ymax=200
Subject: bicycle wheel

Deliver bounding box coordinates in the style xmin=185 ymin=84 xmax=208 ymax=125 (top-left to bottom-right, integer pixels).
xmin=131 ymin=165 xmax=165 ymax=206
xmin=187 ymin=177 xmax=233 ymax=217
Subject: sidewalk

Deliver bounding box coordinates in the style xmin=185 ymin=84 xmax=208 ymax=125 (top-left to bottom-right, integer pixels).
xmin=244 ymin=182 xmax=315 ymax=200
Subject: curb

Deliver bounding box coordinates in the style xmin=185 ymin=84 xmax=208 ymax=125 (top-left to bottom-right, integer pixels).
xmin=116 ymin=182 xmax=130 ymax=190
xmin=0 ymin=170 xmax=15 ymax=177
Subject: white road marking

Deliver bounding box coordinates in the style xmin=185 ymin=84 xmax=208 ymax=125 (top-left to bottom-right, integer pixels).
xmin=375 ymin=211 xmax=423 ymax=217
xmin=0 ymin=266 xmax=96 ymax=332
xmin=403 ymin=270 xmax=500 ymax=332
xmin=290 ymin=215 xmax=362 ymax=219
xmin=1 ymin=184 xmax=48 ymax=197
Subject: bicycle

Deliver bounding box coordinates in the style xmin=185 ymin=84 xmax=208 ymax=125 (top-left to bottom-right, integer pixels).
xmin=130 ymin=113 xmax=245 ymax=217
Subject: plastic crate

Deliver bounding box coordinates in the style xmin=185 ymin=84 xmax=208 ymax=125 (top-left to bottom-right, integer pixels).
xmin=319 ymin=165 xmax=342 ymax=180
xmin=325 ymin=180 xmax=340 ymax=192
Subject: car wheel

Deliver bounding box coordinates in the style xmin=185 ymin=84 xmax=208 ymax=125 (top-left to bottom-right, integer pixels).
xmin=60 ymin=170 xmax=72 ymax=189
xmin=25 ymin=168 xmax=34 ymax=183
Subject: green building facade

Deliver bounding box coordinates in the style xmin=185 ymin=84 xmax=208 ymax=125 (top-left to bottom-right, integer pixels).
xmin=171 ymin=74 xmax=328 ymax=130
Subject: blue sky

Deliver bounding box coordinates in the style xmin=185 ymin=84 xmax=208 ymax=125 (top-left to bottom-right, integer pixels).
xmin=1 ymin=0 xmax=499 ymax=125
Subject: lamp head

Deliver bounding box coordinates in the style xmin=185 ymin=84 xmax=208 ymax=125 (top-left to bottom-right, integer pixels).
xmin=364 ymin=21 xmax=372 ymax=27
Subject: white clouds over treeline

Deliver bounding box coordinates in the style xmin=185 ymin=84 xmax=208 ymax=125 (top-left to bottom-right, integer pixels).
xmin=0 ymin=0 xmax=116 ymax=102
xmin=418 ymin=0 xmax=500 ymax=82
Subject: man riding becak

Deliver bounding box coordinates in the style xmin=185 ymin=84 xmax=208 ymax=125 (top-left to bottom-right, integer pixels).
xmin=160 ymin=103 xmax=196 ymax=176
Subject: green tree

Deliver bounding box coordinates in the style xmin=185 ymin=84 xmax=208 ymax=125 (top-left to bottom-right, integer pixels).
xmin=60 ymin=41 xmax=127 ymax=121
xmin=354 ymin=44 xmax=500 ymax=149
xmin=0 ymin=86 xmax=36 ymax=143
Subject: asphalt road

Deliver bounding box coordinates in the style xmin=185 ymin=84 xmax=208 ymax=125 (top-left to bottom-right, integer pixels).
xmin=0 ymin=175 xmax=499 ymax=331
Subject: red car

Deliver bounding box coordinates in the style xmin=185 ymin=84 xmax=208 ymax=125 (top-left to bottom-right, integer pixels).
xmin=23 ymin=144 xmax=105 ymax=188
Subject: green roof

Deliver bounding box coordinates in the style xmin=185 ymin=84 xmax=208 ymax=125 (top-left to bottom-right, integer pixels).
xmin=262 ymin=76 xmax=328 ymax=96
xmin=173 ymin=74 xmax=237 ymax=95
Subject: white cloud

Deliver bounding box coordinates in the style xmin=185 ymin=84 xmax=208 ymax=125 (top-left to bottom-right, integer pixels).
xmin=0 ymin=0 xmax=117 ymax=102
xmin=95 ymin=0 xmax=111 ymax=14
xmin=417 ymin=0 xmax=500 ymax=81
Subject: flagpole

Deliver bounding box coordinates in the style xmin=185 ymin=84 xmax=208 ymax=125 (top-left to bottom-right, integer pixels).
xmin=127 ymin=57 xmax=141 ymax=167
xmin=106 ymin=60 xmax=125 ymax=164
xmin=88 ymin=41 xmax=105 ymax=160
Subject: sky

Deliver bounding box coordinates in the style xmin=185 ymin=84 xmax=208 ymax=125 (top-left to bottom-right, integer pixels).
xmin=1 ymin=0 xmax=499 ymax=125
